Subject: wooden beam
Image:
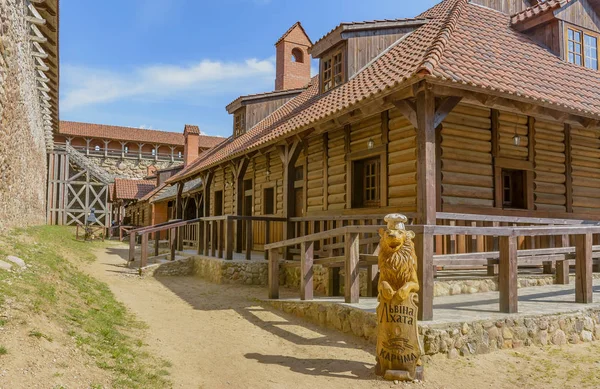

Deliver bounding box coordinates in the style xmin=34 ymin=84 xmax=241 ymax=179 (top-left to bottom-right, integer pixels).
xmin=433 ymin=96 xmax=462 ymax=128
xmin=392 ymin=99 xmax=419 ymax=128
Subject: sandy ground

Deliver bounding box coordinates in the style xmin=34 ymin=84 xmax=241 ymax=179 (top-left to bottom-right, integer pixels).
xmin=87 ymin=244 xmax=600 ymax=389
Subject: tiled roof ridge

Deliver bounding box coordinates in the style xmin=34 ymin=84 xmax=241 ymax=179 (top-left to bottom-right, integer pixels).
xmin=61 ymin=121 xmax=178 ymax=137
xmin=510 ymin=0 xmax=571 ymax=25
xmin=417 ymin=0 xmax=468 ymax=74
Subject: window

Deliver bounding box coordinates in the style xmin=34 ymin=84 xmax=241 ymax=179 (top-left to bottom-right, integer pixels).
xmin=94 ymin=145 xmax=100 ymax=152
xmin=352 ymin=157 xmax=380 ymax=208
xmin=152 ymin=148 xmax=156 ymax=156
xmin=234 ymin=112 xmax=245 ymax=137
xmin=263 ymin=187 xmax=275 ymax=214
xmin=568 ymin=27 xmax=599 ymax=70
xmin=502 ymin=169 xmax=526 ymax=209
xmin=178 ymin=151 xmax=182 ymax=158
xmin=321 ymin=48 xmax=344 ymax=92
xmin=291 ymin=48 xmax=304 ymax=63
xmin=124 ymin=146 xmax=129 ymax=154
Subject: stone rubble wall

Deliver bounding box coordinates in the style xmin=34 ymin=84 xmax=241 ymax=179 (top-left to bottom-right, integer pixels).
xmin=0 ymin=0 xmax=48 ymax=229
xmin=87 ymin=156 xmax=181 ymax=179
xmin=266 ymin=300 xmax=600 ymax=358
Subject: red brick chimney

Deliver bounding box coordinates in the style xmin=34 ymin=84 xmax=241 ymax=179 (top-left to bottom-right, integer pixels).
xmin=275 ymin=22 xmax=312 ymax=91
xmin=183 ymin=124 xmax=200 ymax=167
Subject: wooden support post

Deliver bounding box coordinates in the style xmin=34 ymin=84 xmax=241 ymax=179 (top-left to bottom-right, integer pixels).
xmin=154 ymin=231 xmax=159 ymax=257
xmin=300 ymin=241 xmax=314 ymax=301
xmin=345 ymin=232 xmax=360 ymax=304
xmin=198 ymin=221 xmax=204 ymax=255
xmin=575 ymin=233 xmax=593 ymax=304
xmin=366 ymin=264 xmax=379 ymax=297
xmin=170 ymin=227 xmax=177 ymax=261
xmin=499 ymin=236 xmax=518 ymax=314
xmin=414 ymin=84 xmax=437 ymax=321
xmin=264 ymin=221 xmax=271 ymax=260
xmin=327 ymin=268 xmax=340 ymax=297
xmin=129 ymin=232 xmax=136 ymax=261
xmin=175 ymin=183 xmax=184 ymax=250
xmin=203 ymin=221 xmax=210 ymax=256
xmin=267 ymin=248 xmax=281 ymax=299
xmin=141 ymin=233 xmax=148 ymax=268
xmin=211 ymin=221 xmax=217 ymax=257
xmin=542 ymin=261 xmax=553 ymax=274
xmin=217 ymin=220 xmax=224 ymax=259
xmin=224 ymin=218 xmax=234 ymax=260
xmin=415 ymin=232 xmax=434 ymax=320
xmin=487 ymin=260 xmax=498 ymax=276
xmin=246 ymin=219 xmax=253 ymax=260
xmin=556 ymin=260 xmax=570 ymax=285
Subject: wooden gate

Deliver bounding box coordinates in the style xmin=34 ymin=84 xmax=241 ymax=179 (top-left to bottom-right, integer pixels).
xmin=47 ymin=147 xmax=113 ymax=227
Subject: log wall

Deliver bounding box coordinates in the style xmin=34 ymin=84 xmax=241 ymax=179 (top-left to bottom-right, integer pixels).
xmin=387 ymin=108 xmax=417 ymax=212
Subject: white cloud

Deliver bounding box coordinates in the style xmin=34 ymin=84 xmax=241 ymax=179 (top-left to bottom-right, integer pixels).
xmin=61 ymin=58 xmax=276 ymax=112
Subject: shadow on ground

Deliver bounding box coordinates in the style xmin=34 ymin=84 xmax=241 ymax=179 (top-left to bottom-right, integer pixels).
xmin=245 ymin=353 xmax=376 ymax=380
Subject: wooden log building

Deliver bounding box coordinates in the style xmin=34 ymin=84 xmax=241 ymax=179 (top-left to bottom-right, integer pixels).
xmin=129 ymin=0 xmax=600 ymax=321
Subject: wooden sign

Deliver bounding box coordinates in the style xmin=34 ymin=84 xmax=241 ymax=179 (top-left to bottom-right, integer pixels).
xmin=375 ymin=214 xmax=424 ymax=381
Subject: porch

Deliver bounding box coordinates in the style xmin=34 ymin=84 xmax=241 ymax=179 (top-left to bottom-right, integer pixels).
xmin=127 ymin=212 xmax=600 ymax=322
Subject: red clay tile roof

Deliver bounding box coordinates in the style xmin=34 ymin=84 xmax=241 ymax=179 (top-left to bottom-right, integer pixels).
xmin=169 ymin=0 xmax=600 ymax=183
xmin=510 ymin=0 xmax=571 ymax=25
xmin=113 ymin=178 xmax=156 ymax=201
xmin=139 ymin=182 xmax=167 ymax=202
xmin=60 ymin=121 xmax=224 ymax=148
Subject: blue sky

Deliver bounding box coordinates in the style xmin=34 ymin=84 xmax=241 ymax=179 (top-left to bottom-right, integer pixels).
xmin=60 ymin=0 xmax=439 ymax=137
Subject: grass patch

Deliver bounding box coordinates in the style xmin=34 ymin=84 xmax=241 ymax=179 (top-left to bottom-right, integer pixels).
xmin=0 ymin=226 xmax=171 ymax=388
xmin=0 ymin=345 xmax=7 ymax=355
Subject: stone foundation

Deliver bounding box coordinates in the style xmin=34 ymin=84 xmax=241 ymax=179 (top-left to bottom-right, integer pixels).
xmin=266 ymin=299 xmax=600 ymax=358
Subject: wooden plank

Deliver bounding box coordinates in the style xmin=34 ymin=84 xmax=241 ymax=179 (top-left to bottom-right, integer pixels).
xmin=345 ymin=232 xmax=360 ymax=304
xmin=246 ymin=219 xmax=253 ymax=260
xmin=300 ymin=241 xmax=314 ymax=301
xmin=268 ymin=248 xmax=280 ymax=299
xmin=575 ymin=233 xmax=593 ymax=303
xmin=499 ymin=236 xmax=518 ymax=314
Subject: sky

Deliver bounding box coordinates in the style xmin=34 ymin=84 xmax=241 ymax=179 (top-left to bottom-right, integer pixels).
xmin=60 ymin=0 xmax=439 ymax=137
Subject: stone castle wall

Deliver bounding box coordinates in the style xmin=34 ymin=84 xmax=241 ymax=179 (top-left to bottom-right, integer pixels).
xmin=0 ymin=1 xmax=48 ymax=229
xmin=87 ymin=156 xmax=181 ymax=179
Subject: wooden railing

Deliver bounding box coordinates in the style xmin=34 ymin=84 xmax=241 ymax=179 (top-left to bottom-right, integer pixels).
xmin=128 ymin=215 xmax=287 ymax=273
xmin=267 ymin=222 xmax=600 ymax=321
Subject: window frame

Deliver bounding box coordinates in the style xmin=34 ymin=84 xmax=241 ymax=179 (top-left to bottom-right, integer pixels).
xmin=263 ymin=186 xmax=275 ymax=215
xmin=566 ymin=25 xmax=600 ymax=70
xmin=351 ymin=156 xmax=382 ymax=209
xmin=320 ymin=46 xmax=345 ymax=93
xmin=234 ymin=111 xmax=245 ymax=137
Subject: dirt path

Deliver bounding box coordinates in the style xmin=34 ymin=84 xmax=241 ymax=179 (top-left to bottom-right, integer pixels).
xmin=87 ymin=244 xmax=600 ymax=389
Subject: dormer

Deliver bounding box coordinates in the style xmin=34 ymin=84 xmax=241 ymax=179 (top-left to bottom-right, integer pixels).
xmin=226 ymin=89 xmax=304 ymax=137
xmin=309 ymin=19 xmax=427 ymax=94
xmin=508 ymin=0 xmax=600 ymax=69
xmin=226 ymin=22 xmax=312 ymax=138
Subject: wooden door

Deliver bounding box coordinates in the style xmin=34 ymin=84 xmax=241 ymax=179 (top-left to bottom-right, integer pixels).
xmin=294 ymin=188 xmax=304 ymax=217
